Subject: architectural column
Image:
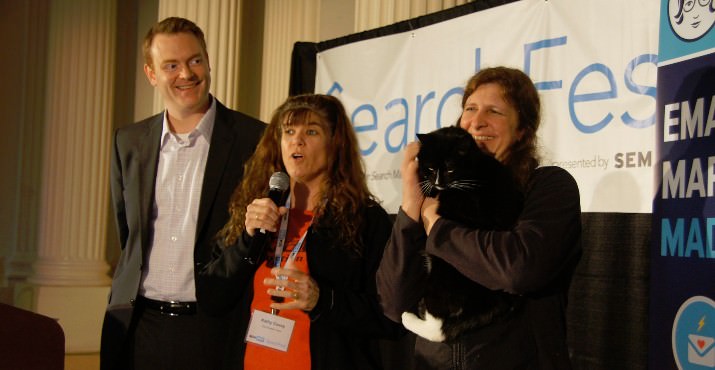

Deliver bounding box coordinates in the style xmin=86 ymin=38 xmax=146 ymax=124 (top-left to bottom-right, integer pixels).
xmin=260 ymin=0 xmax=320 ymax=121
xmin=2 ymin=0 xmax=50 ymax=289
xmin=154 ymin=0 xmax=244 ymax=113
xmin=17 ymin=0 xmax=116 ymax=353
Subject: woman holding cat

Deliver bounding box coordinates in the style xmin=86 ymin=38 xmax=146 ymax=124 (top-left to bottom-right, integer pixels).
xmin=376 ymin=66 xmax=582 ymax=369
xmin=199 ymin=94 xmax=402 ymax=370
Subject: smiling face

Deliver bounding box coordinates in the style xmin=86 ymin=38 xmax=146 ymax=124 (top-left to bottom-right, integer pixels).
xmin=144 ymin=32 xmax=211 ymax=120
xmin=669 ymin=0 xmax=715 ymax=40
xmin=280 ymin=112 xmax=332 ymax=192
xmin=459 ymin=83 xmax=523 ymax=162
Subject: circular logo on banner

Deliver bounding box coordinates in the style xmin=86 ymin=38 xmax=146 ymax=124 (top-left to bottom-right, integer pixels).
xmin=668 ymin=0 xmax=715 ymax=41
xmin=673 ymin=296 xmax=715 ymax=369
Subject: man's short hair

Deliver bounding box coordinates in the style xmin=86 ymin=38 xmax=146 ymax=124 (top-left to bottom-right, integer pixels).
xmin=142 ymin=17 xmax=208 ymax=68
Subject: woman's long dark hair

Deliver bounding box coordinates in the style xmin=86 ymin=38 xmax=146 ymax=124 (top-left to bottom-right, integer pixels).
xmin=217 ymin=94 xmax=376 ymax=254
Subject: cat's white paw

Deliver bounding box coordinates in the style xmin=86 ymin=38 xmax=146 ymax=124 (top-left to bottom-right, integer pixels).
xmin=401 ymin=311 xmax=446 ymax=342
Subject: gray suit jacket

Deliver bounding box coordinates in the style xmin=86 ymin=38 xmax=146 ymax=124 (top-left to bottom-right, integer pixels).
xmin=100 ymin=98 xmax=265 ymax=369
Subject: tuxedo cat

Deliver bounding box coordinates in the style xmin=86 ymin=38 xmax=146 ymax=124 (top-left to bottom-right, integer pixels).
xmin=400 ymin=126 xmax=524 ymax=343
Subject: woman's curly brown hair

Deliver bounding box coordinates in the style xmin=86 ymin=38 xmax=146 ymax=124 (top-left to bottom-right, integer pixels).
xmin=217 ymin=94 xmax=377 ymax=255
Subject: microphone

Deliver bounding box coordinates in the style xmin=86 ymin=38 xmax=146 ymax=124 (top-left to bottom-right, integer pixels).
xmin=245 ymin=172 xmax=290 ymax=265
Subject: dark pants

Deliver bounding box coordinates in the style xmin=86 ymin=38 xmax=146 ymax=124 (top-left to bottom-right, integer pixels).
xmin=130 ymin=303 xmax=229 ymax=370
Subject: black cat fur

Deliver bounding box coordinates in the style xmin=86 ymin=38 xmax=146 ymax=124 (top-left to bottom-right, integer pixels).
xmin=404 ymin=126 xmax=524 ymax=343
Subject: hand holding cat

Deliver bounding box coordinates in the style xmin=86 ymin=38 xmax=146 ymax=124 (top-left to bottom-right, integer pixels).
xmin=421 ymin=197 xmax=440 ymax=234
xmin=401 ymin=141 xmax=425 ymax=222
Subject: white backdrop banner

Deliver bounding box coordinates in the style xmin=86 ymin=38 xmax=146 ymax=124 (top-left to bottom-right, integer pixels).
xmin=315 ymin=0 xmax=659 ymax=213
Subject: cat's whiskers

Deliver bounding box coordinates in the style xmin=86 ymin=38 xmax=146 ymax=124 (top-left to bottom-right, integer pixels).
xmin=447 ymin=180 xmax=481 ymax=191
xmin=419 ymin=180 xmax=434 ymax=196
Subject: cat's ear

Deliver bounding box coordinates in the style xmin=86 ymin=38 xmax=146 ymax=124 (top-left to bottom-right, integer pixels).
xmin=416 ymin=133 xmax=425 ymax=143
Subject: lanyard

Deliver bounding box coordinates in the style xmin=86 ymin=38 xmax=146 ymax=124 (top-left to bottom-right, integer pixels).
xmin=270 ymin=195 xmax=312 ymax=316
xmin=272 ymin=195 xmax=312 ymax=269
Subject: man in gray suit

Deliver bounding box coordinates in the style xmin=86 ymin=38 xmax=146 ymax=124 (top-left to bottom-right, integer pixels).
xmin=100 ymin=17 xmax=265 ymax=370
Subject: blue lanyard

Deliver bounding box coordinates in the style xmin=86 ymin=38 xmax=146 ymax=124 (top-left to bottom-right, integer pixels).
xmin=273 ymin=195 xmax=312 ymax=268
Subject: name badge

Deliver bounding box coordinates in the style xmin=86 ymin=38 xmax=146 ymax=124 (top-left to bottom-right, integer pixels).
xmin=245 ymin=310 xmax=295 ymax=352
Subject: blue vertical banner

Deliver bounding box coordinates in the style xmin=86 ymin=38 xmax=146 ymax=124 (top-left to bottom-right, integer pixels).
xmin=651 ymin=0 xmax=715 ymax=369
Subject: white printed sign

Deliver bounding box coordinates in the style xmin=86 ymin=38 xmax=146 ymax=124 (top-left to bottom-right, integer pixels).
xmin=316 ymin=0 xmax=659 ymax=213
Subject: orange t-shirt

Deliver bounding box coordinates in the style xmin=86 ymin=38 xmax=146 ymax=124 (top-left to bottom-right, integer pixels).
xmin=244 ymin=209 xmax=313 ymax=370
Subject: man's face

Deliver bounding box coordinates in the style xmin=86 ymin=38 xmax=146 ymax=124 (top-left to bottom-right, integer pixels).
xmin=144 ymin=32 xmax=211 ymax=118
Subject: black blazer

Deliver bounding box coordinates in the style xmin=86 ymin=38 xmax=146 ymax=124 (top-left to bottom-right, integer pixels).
xmin=100 ymin=98 xmax=265 ymax=369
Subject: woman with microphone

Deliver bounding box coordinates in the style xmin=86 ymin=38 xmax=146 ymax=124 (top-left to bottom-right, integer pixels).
xmin=199 ymin=94 xmax=402 ymax=370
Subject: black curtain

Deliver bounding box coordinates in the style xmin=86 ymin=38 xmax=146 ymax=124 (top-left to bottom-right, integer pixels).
xmin=288 ymin=1 xmax=651 ymax=368
xmin=569 ymin=213 xmax=650 ymax=369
